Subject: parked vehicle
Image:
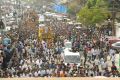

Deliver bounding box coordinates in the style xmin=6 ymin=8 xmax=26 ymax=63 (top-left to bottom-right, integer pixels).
xmin=112 ymin=41 xmax=120 ymax=49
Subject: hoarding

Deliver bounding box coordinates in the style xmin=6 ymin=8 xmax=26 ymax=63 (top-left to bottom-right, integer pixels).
xmin=53 ymin=5 xmax=67 ymax=14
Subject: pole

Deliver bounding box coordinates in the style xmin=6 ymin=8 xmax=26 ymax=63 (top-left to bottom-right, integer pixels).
xmin=0 ymin=0 xmax=3 ymax=35
xmin=112 ymin=0 xmax=116 ymax=36
xmin=119 ymin=52 xmax=120 ymax=71
xmin=0 ymin=0 xmax=2 ymax=19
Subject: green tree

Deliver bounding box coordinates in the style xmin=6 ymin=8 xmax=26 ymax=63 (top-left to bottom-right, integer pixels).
xmin=67 ymin=0 xmax=87 ymax=15
xmin=86 ymin=0 xmax=108 ymax=8
xmin=77 ymin=0 xmax=109 ymax=27
xmin=77 ymin=7 xmax=93 ymax=26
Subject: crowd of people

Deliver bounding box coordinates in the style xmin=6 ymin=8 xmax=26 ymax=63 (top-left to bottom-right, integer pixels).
xmin=0 ymin=15 xmax=120 ymax=78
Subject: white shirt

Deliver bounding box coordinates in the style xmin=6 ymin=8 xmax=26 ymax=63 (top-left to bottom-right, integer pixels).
xmin=46 ymin=69 xmax=51 ymax=75
xmin=87 ymin=49 xmax=92 ymax=56
xmin=42 ymin=40 xmax=47 ymax=50
xmin=34 ymin=72 xmax=38 ymax=77
xmin=22 ymin=73 xmax=25 ymax=77
xmin=96 ymin=49 xmax=100 ymax=55
xmin=20 ymin=60 xmax=24 ymax=64
xmin=100 ymin=58 xmax=104 ymax=65
xmin=101 ymin=70 xmax=105 ymax=76
xmin=33 ymin=39 xmax=37 ymax=44
xmin=39 ymin=59 xmax=43 ymax=67
xmin=94 ymin=71 xmax=98 ymax=76
xmin=94 ymin=59 xmax=100 ymax=65
xmin=36 ymin=59 xmax=40 ymax=66
xmin=47 ymin=49 xmax=50 ymax=54
xmin=11 ymin=68 xmax=15 ymax=73
xmin=102 ymin=62 xmax=108 ymax=69
xmin=12 ymin=74 xmax=14 ymax=78
xmin=41 ymin=70 xmax=45 ymax=76
xmin=38 ymin=70 xmax=41 ymax=75
xmin=91 ymin=48 xmax=94 ymax=54
xmin=94 ymin=49 xmax=97 ymax=55
xmin=22 ymin=49 xmax=25 ymax=53
xmin=28 ymin=48 xmax=32 ymax=54
xmin=109 ymin=49 xmax=115 ymax=55
xmin=22 ymin=63 xmax=28 ymax=70
xmin=88 ymin=70 xmax=94 ymax=76
xmin=46 ymin=56 xmax=49 ymax=60
xmin=111 ymin=55 xmax=115 ymax=62
xmin=28 ymin=65 xmax=32 ymax=70
xmin=26 ymin=74 xmax=29 ymax=77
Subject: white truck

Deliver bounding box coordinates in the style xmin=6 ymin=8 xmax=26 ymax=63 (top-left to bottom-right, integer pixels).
xmin=62 ymin=41 xmax=81 ymax=66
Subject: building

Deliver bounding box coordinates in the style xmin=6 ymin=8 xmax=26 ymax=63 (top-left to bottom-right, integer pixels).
xmin=116 ymin=22 xmax=120 ymax=38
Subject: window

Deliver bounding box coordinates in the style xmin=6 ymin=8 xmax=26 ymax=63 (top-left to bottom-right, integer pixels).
xmin=116 ymin=43 xmax=120 ymax=46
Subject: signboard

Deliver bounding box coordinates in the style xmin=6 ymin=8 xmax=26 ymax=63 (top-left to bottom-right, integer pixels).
xmin=53 ymin=5 xmax=67 ymax=14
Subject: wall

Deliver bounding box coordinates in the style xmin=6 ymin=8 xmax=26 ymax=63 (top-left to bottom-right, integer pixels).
xmin=116 ymin=23 xmax=120 ymax=38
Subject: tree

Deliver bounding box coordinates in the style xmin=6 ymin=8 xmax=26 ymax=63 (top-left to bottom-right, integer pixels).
xmin=77 ymin=0 xmax=110 ymax=27
xmin=67 ymin=0 xmax=87 ymax=15
xmin=77 ymin=7 xmax=93 ymax=26
xmin=86 ymin=0 xmax=108 ymax=8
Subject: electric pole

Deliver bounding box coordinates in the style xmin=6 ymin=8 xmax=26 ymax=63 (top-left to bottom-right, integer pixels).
xmin=0 ymin=0 xmax=2 ymax=19
xmin=112 ymin=0 xmax=116 ymax=36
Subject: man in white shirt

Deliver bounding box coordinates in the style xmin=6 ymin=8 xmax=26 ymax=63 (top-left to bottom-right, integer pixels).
xmin=92 ymin=48 xmax=97 ymax=61
xmin=36 ymin=59 xmax=40 ymax=66
xmin=101 ymin=61 xmax=108 ymax=70
xmin=100 ymin=58 xmax=104 ymax=69
xmin=40 ymin=70 xmax=46 ymax=77
xmin=111 ymin=53 xmax=115 ymax=64
xmin=109 ymin=48 xmax=115 ymax=60
xmin=42 ymin=40 xmax=48 ymax=52
xmin=94 ymin=58 xmax=100 ymax=66
xmin=87 ymin=48 xmax=92 ymax=61
xmin=22 ymin=63 xmax=28 ymax=70
xmin=34 ymin=71 xmax=38 ymax=77
xmin=88 ymin=69 xmax=94 ymax=77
